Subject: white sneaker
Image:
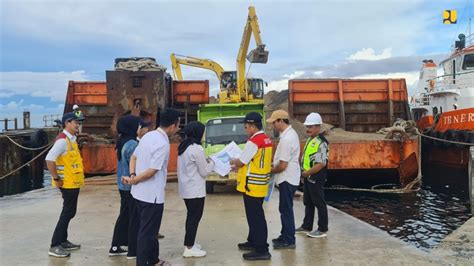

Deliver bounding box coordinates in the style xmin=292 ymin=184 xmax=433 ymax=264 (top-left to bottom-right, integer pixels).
xmin=194 ymin=243 xmax=201 ymax=249
xmin=183 ymin=245 xmax=207 ymax=258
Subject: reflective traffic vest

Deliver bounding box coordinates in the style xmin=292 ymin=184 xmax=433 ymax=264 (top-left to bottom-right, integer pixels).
xmin=237 ymin=132 xmax=272 ymax=197
xmin=53 ymin=134 xmax=85 ymax=189
xmin=301 ymin=134 xmax=328 ymax=179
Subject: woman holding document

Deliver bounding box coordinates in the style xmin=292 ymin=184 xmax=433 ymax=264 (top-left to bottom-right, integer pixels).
xmin=177 ymin=121 xmax=215 ymax=258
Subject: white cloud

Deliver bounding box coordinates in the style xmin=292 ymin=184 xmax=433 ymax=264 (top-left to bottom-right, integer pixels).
xmin=0 ymin=71 xmax=88 ymax=102
xmin=313 ymin=71 xmax=323 ymax=76
xmin=3 ymin=99 xmax=24 ymax=110
xmin=268 ymin=71 xmax=305 ymax=92
xmin=348 ymin=48 xmax=392 ymax=61
xmin=283 ymin=71 xmax=305 ymax=79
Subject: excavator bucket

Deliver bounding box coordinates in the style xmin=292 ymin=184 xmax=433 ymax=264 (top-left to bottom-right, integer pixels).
xmin=247 ymin=45 xmax=269 ymax=64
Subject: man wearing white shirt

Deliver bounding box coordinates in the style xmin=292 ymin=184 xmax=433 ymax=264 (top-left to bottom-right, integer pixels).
xmin=267 ymin=110 xmax=300 ymax=249
xmin=122 ymin=108 xmax=181 ymax=266
xmin=45 ymin=112 xmax=85 ymax=258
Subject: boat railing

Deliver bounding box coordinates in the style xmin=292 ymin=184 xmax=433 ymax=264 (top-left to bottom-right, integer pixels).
xmin=43 ymin=114 xmax=62 ymax=127
xmin=411 ymin=94 xmax=431 ymax=107
xmin=429 ymin=69 xmax=474 ymax=92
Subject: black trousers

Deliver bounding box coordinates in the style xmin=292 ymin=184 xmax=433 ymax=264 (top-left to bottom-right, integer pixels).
xmin=302 ymin=178 xmax=328 ymax=232
xmin=243 ymin=194 xmax=269 ymax=253
xmin=128 ymin=196 xmax=139 ymax=257
xmin=51 ymin=188 xmax=80 ymax=247
xmin=136 ymin=199 xmax=163 ymax=266
xmin=184 ymin=197 xmax=205 ymax=247
xmin=111 ymin=189 xmax=132 ymax=247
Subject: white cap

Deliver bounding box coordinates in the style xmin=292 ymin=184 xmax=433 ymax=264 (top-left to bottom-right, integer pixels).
xmin=303 ymin=112 xmax=323 ymax=125
xmin=73 ymin=104 xmax=79 ymax=110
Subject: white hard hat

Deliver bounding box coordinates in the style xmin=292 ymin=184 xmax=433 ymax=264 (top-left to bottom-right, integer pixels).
xmin=73 ymin=104 xmax=79 ymax=110
xmin=303 ymin=112 xmax=323 ymax=125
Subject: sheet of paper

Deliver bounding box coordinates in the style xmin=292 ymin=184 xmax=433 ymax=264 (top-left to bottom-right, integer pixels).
xmin=209 ymin=141 xmax=242 ymax=176
xmin=264 ymin=175 xmax=275 ymax=202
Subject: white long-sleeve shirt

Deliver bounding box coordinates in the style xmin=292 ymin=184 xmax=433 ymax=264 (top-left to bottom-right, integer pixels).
xmin=177 ymin=144 xmax=215 ymax=199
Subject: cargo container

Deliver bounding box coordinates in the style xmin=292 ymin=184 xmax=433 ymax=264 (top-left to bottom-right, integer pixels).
xmin=63 ymin=58 xmax=210 ymax=175
xmin=288 ymin=78 xmax=419 ymax=189
xmin=289 ymin=79 xmax=410 ymax=132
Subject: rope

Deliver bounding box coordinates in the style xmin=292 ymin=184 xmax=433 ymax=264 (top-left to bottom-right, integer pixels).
xmin=0 ymin=134 xmax=52 ymax=151
xmin=0 ymin=143 xmax=53 ymax=180
xmin=418 ymin=132 xmax=474 ymax=146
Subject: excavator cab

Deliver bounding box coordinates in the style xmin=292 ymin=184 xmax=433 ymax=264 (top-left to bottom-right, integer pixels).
xmin=220 ymin=71 xmax=237 ymax=89
xmin=247 ymin=78 xmax=265 ymax=100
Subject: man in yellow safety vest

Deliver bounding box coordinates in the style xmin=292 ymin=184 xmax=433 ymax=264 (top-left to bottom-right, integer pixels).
xmin=296 ymin=112 xmax=329 ymax=238
xmin=45 ymin=112 xmax=85 ymax=258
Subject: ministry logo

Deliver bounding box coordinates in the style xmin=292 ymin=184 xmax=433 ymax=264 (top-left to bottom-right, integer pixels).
xmin=443 ymin=10 xmax=457 ymax=24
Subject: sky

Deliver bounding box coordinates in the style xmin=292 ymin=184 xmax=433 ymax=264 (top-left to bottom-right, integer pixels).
xmin=1 ymin=0 xmax=472 ymax=129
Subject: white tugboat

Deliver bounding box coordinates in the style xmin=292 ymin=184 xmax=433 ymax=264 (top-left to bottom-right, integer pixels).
xmin=410 ymin=33 xmax=474 ymax=174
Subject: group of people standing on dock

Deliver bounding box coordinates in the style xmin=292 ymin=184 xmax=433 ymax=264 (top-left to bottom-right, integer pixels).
xmin=45 ymin=107 xmax=329 ymax=265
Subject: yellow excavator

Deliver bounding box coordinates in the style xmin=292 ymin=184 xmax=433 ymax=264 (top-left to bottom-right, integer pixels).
xmin=170 ymin=6 xmax=268 ymax=104
xmin=170 ymin=54 xmax=225 ymax=82
xmin=231 ymin=5 xmax=268 ymax=104
xmin=169 ymin=7 xmax=269 ymax=193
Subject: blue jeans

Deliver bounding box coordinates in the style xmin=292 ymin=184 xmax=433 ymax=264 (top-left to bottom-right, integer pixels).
xmin=279 ymin=181 xmax=298 ymax=244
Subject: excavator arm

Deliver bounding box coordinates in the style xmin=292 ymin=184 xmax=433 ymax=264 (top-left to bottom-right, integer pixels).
xmin=170 ymin=53 xmax=225 ymax=81
xmin=235 ymin=6 xmax=269 ymax=102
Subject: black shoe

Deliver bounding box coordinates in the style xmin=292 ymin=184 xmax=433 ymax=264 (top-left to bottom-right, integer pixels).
xmin=48 ymin=245 xmax=70 ymax=257
xmin=243 ymin=251 xmax=271 ymax=261
xmin=109 ymin=246 xmax=128 ymax=256
xmin=273 ymin=241 xmax=295 ymax=249
xmin=60 ymin=240 xmax=81 ymax=251
xmin=295 ymin=226 xmax=311 ymax=233
xmin=271 ymin=236 xmax=285 ymax=244
xmin=237 ymin=242 xmax=255 ymax=251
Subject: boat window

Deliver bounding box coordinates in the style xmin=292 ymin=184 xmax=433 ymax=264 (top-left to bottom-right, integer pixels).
xmin=462 ymin=54 xmax=474 ymax=70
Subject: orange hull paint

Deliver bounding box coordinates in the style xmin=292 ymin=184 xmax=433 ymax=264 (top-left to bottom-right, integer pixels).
xmin=434 ymin=108 xmax=474 ymax=133
xmin=81 ymin=142 xmax=180 ymax=176
xmin=416 ymin=116 xmax=433 ymax=132
xmin=297 ymin=138 xmax=420 ymax=186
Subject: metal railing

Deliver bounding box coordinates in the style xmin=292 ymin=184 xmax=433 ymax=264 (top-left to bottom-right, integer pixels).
xmin=43 ymin=114 xmax=62 ymax=127
xmin=2 ymin=118 xmax=19 ymax=131
xmin=411 ymin=94 xmax=431 ymax=107
xmin=429 ymin=69 xmax=474 ymax=92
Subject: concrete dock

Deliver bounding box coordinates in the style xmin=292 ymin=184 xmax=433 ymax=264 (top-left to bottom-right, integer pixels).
xmin=0 ymin=179 xmax=469 ymax=265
